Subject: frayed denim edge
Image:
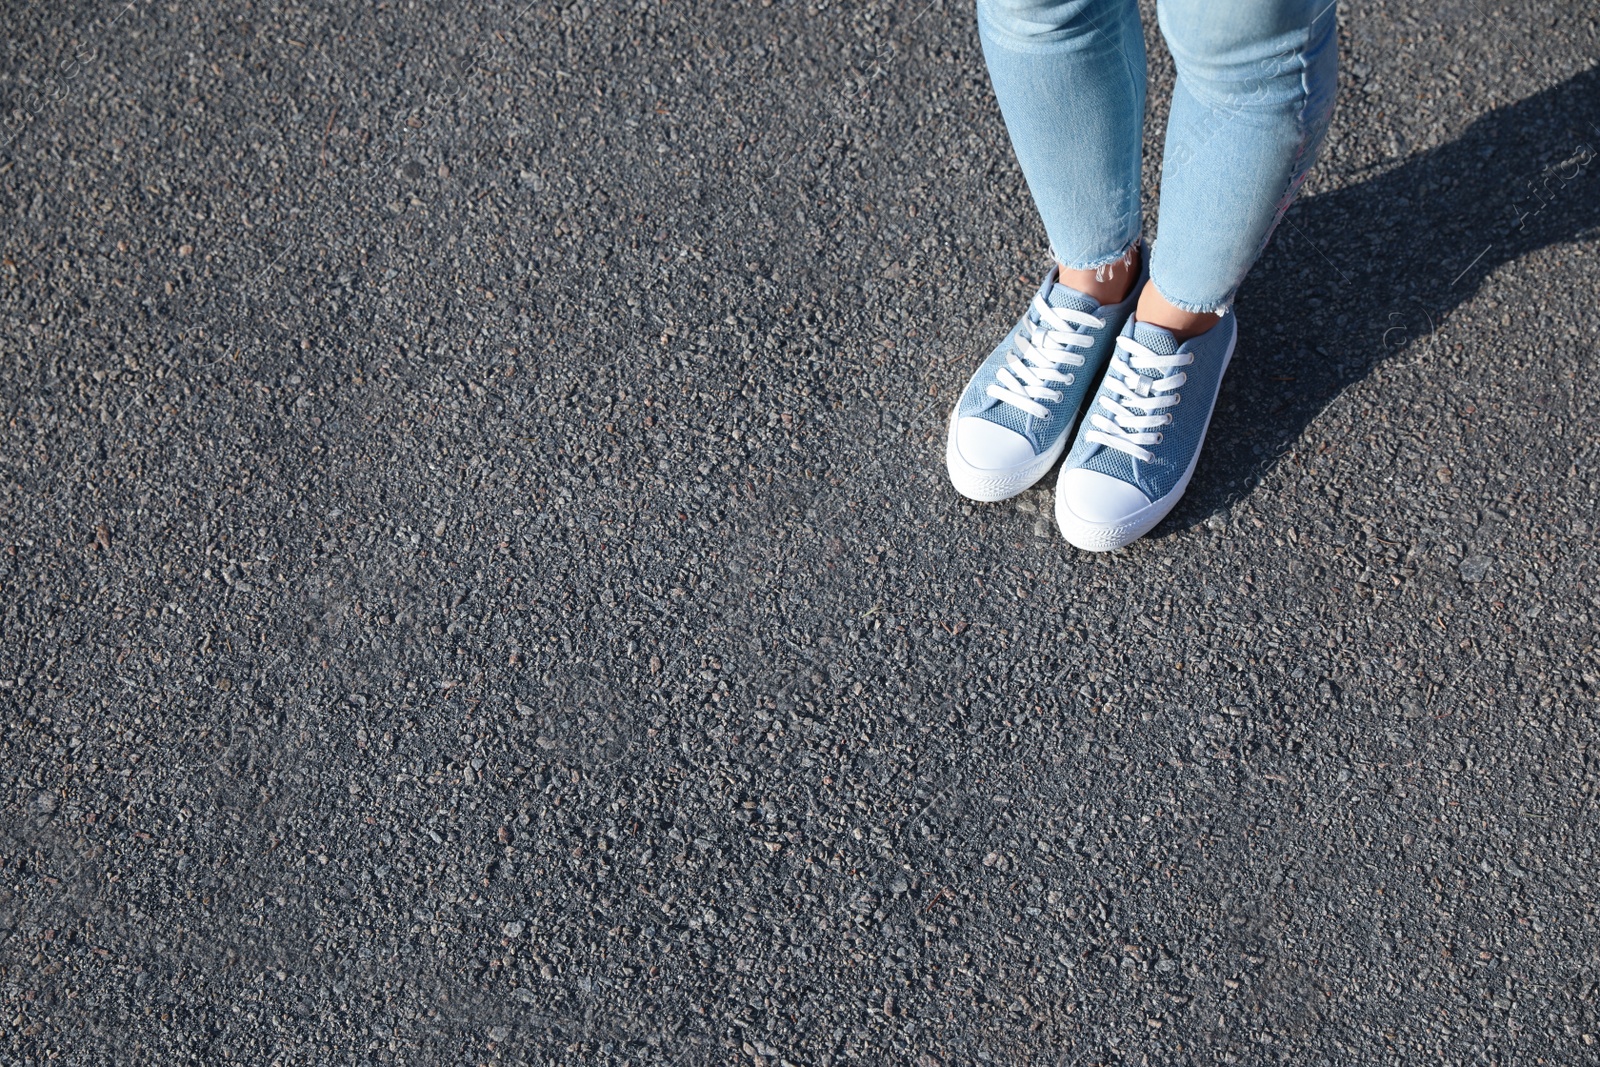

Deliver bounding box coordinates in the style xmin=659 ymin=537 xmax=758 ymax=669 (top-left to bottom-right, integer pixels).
xmin=1147 ymin=237 xmax=1236 ymax=315
xmin=1051 ymin=234 xmax=1142 ymax=279
xmin=1146 ymin=269 xmax=1235 ymax=317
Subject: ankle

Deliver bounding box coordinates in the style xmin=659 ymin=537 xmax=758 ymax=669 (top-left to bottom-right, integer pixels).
xmin=1135 ymin=281 xmax=1219 ymax=340
xmin=1057 ymin=243 xmax=1140 ymax=306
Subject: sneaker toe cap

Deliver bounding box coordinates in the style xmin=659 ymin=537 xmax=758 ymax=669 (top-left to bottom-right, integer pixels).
xmin=954 ymin=416 xmax=1035 ymax=471
xmin=1057 ymin=468 xmax=1152 ymax=525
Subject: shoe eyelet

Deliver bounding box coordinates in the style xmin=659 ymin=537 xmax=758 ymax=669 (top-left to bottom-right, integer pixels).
xmin=1154 ymin=433 xmax=1164 ymax=443
xmin=1065 ymin=374 xmax=1075 ymax=385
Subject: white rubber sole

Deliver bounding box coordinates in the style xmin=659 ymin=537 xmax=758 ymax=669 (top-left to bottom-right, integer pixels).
xmin=945 ymin=406 xmax=1070 ymax=503
xmin=1054 ymin=325 xmax=1236 ymax=551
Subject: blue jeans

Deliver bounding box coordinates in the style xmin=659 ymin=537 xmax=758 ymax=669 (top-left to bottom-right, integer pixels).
xmin=977 ymin=0 xmax=1338 ymax=313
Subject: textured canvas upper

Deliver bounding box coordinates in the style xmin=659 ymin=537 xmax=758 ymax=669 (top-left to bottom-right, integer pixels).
xmin=1062 ymin=315 xmax=1236 ymax=502
xmin=954 ymin=264 xmax=1143 ymax=457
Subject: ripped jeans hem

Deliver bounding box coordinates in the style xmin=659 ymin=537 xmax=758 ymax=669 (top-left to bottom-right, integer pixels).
xmin=1051 ymin=234 xmax=1142 ymax=279
xmin=1146 ymin=264 xmax=1236 ymax=317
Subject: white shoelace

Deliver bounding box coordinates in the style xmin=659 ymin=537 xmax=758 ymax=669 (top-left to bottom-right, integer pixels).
xmin=1084 ymin=333 xmax=1194 ymax=462
xmin=986 ymin=293 xmax=1105 ymax=420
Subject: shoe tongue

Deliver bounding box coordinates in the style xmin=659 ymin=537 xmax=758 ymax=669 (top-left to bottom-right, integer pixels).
xmin=1044 ymin=278 xmax=1098 ymax=316
xmin=1130 ymin=319 xmax=1181 ymax=358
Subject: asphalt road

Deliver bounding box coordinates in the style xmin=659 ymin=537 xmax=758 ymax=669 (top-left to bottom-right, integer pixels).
xmin=3 ymin=1 xmax=1599 ymax=1064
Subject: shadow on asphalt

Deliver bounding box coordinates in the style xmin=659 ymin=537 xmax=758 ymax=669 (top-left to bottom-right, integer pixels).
xmin=1158 ymin=63 xmax=1600 ymax=534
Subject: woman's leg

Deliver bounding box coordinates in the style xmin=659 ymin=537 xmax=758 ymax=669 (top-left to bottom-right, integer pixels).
xmin=977 ymin=0 xmax=1147 ymax=293
xmin=1051 ymin=0 xmax=1338 ymax=550
xmin=945 ymin=0 xmax=1149 ymax=503
xmin=1145 ymin=0 xmax=1338 ymax=327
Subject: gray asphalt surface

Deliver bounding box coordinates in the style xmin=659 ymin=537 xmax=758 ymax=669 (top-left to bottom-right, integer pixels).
xmin=3 ymin=1 xmax=1599 ymax=1063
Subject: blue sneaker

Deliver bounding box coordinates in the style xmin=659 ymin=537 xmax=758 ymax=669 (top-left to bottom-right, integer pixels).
xmin=1054 ymin=314 xmax=1238 ymax=551
xmin=945 ymin=255 xmax=1144 ymax=502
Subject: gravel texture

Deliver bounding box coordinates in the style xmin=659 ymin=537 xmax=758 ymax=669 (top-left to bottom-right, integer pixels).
xmin=3 ymin=1 xmax=1599 ymax=1064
